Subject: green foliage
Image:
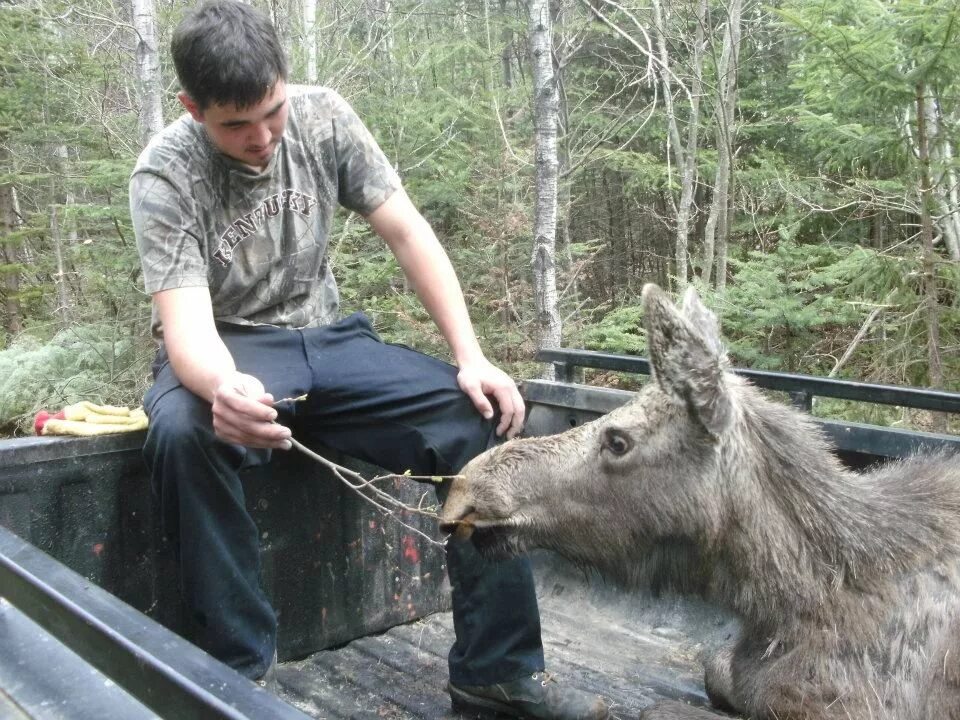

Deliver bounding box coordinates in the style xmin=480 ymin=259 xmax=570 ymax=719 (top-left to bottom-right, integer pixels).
xmin=580 ymin=305 xmax=647 ymax=355
xmin=598 ymin=150 xmax=669 ymax=193
xmin=0 ymin=324 xmax=154 ymax=435
xmin=715 ymin=242 xmax=867 ymax=373
xmin=778 ymin=0 xmax=960 ymax=181
xmin=839 ymin=247 xmax=960 ymax=389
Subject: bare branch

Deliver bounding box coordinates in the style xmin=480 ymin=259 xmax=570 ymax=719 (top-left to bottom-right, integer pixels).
xmin=289 ymin=437 xmax=454 ymax=548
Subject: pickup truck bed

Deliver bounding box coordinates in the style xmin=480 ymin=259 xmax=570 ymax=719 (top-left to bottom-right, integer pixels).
xmin=3 ymin=354 xmax=959 ymax=720
xmin=274 ymin=552 xmax=726 ymax=719
xmin=0 ymin=517 xmax=722 ymax=720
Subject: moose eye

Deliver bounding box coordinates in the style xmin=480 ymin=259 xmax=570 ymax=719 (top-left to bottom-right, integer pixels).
xmin=602 ymin=429 xmax=632 ymax=456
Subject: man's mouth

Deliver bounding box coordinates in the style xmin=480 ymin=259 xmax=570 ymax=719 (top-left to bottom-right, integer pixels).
xmin=248 ymin=142 xmax=276 ymax=158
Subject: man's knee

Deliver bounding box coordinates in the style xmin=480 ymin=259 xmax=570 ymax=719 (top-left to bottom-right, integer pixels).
xmin=430 ymin=395 xmax=498 ymax=474
xmin=144 ymin=387 xmax=216 ymax=456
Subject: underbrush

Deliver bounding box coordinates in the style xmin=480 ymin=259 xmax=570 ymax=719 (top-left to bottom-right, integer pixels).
xmin=0 ymin=324 xmax=155 ymax=436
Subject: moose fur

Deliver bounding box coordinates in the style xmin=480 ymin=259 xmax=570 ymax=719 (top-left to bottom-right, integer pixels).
xmin=441 ymin=284 xmax=960 ymax=719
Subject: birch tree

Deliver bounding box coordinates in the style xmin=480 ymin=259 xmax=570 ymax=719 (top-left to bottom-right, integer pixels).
xmin=650 ymin=0 xmax=707 ymax=289
xmin=925 ymin=98 xmax=960 ymax=260
xmin=303 ymin=0 xmax=318 ymax=83
xmin=132 ymin=0 xmax=164 ymax=146
xmin=702 ymin=0 xmax=742 ymax=290
xmin=50 ymin=144 xmax=75 ymax=327
xmin=529 ymin=0 xmax=562 ymax=377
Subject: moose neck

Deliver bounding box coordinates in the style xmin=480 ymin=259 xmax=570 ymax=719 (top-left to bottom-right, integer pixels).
xmin=715 ymin=387 xmax=956 ymax=631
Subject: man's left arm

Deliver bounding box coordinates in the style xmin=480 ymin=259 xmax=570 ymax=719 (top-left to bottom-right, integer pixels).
xmin=366 ymin=189 xmax=524 ymax=439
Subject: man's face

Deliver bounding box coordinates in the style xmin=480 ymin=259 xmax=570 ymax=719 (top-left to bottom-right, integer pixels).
xmin=180 ymin=81 xmax=289 ymax=170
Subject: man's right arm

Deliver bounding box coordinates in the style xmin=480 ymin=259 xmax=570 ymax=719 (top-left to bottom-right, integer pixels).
xmin=154 ymin=286 xmax=292 ymax=449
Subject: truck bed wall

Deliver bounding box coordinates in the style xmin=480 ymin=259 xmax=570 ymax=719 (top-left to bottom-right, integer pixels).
xmin=0 ymin=433 xmax=450 ymax=662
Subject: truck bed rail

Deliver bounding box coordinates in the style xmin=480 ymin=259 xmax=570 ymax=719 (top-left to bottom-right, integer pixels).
xmin=532 ymin=349 xmax=960 ymax=464
xmin=0 ymin=523 xmax=310 ymax=720
xmin=538 ymin=348 xmax=960 ymax=414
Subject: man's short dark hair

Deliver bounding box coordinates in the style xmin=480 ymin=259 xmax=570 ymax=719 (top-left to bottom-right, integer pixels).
xmin=171 ymin=0 xmax=289 ymax=110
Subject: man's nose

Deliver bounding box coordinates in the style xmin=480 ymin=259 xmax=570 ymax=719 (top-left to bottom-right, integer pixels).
xmin=249 ymin=122 xmax=271 ymax=147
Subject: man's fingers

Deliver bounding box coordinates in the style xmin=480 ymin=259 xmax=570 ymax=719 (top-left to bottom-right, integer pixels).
xmin=464 ymin=384 xmax=495 ymax=421
xmin=209 ymin=374 xmax=292 ymax=449
xmin=222 ymin=393 xmax=278 ymax=422
xmin=215 ymin=415 xmax=291 ymax=449
xmin=493 ymin=388 xmax=513 ymax=437
xmin=457 ymin=363 xmax=527 ymax=438
xmin=507 ymin=388 xmax=526 ymax=439
xmin=492 ymin=385 xmax=525 ymax=438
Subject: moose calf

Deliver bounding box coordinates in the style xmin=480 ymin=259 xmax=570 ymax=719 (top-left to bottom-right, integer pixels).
xmin=441 ymin=284 xmax=960 ymax=719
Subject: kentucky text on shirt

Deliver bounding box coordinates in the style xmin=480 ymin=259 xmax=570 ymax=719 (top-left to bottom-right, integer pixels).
xmin=214 ymin=188 xmax=320 ymax=265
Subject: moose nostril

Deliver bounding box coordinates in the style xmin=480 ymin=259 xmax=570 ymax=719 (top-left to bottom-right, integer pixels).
xmin=439 ymin=506 xmax=475 ymax=533
xmin=439 ymin=509 xmax=477 ymax=540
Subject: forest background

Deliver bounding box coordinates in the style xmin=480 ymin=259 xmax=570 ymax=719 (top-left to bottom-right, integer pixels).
xmin=0 ymin=0 xmax=958 ymax=436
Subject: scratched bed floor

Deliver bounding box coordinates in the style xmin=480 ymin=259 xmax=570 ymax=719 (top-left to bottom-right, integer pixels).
xmin=271 ymin=553 xmax=735 ymax=719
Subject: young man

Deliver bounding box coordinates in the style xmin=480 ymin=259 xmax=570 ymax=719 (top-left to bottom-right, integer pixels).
xmin=129 ymin=2 xmax=607 ymax=718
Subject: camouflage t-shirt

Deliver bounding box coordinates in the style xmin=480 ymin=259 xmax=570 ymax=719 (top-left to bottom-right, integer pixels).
xmin=130 ymin=87 xmax=401 ymax=337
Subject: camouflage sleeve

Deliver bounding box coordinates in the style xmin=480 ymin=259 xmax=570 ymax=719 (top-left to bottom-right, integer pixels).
xmin=329 ymin=92 xmax=402 ymax=215
xmin=129 ymin=170 xmax=209 ymax=295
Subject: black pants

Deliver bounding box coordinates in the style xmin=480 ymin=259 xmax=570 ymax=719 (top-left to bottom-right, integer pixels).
xmin=142 ymin=313 xmax=545 ymax=685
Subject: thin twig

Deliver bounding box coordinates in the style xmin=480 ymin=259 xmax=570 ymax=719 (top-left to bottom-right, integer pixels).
xmin=288 ymin=437 xmax=459 ymax=548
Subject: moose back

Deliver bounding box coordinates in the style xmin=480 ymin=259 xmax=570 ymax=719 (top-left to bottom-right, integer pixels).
xmin=441 ymin=284 xmax=960 ymax=720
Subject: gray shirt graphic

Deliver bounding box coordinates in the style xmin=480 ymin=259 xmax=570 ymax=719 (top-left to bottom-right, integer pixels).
xmin=130 ymin=87 xmax=401 ymax=337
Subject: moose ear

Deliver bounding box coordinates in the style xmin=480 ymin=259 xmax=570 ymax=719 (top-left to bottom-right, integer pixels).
xmin=642 ymin=283 xmax=734 ymax=438
xmin=680 ymin=286 xmax=725 ymax=359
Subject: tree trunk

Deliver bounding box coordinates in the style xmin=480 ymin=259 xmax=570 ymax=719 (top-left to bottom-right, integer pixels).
xmin=678 ymin=0 xmax=707 ymax=289
xmin=925 ymin=97 xmax=960 ymax=260
xmin=458 ymin=0 xmax=469 ymax=36
xmin=0 ymin=144 xmax=23 ymax=337
xmin=47 ymin=143 xmax=76 ymax=326
xmin=50 ymin=205 xmax=72 ymax=327
xmin=372 ymin=0 xmax=395 ymax=83
xmin=941 ymin=159 xmax=960 ymax=261
xmin=267 ymin=0 xmax=293 ymax=55
xmin=914 ymin=81 xmax=945 ymax=430
xmin=500 ymin=0 xmax=514 ymax=88
xmin=553 ymin=0 xmax=575 ymax=300
xmin=304 ymin=0 xmax=319 ymax=83
xmin=702 ymin=0 xmax=741 ymax=291
xmin=650 ymin=0 xmax=693 ymax=289
xmin=132 ymin=0 xmax=164 ymax=146
xmin=716 ymin=182 xmax=733 ymax=291
xmin=528 ymin=0 xmax=561 ymax=379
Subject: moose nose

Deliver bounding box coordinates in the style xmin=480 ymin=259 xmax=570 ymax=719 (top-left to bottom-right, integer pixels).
xmin=439 ymin=475 xmax=476 ymax=533
xmin=439 ymin=511 xmax=478 ymax=541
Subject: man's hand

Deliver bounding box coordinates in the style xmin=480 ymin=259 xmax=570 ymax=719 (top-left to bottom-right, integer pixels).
xmin=211 ymin=371 xmax=292 ymax=449
xmin=457 ymin=359 xmax=526 ymax=439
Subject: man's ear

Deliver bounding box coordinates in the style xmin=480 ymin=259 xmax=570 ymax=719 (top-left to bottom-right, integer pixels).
xmin=178 ymin=92 xmax=204 ymax=123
